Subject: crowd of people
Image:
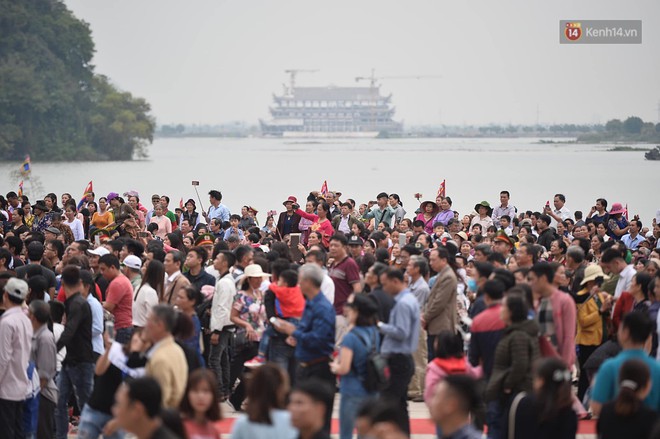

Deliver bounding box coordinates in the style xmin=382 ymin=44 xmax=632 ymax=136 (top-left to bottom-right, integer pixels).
xmin=1 ymin=187 xmax=660 ymax=439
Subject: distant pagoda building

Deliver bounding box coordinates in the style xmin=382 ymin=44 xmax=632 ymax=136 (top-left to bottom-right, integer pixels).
xmin=260 ymin=79 xmax=403 ymax=138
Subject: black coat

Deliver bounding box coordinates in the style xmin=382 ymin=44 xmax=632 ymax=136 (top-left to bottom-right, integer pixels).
xmin=276 ymin=211 xmax=301 ymax=238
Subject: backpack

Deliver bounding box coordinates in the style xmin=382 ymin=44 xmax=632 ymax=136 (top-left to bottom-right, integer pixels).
xmin=354 ymin=328 xmax=390 ymax=392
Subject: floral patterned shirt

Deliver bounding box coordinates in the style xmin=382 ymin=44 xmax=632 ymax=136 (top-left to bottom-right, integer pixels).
xmin=233 ymin=290 xmax=266 ymax=340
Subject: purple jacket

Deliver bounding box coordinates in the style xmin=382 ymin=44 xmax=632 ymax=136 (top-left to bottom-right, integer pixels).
xmin=432 ymin=209 xmax=454 ymax=227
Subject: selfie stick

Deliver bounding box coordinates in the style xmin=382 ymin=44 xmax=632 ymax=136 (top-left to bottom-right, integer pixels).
xmin=193 ymin=184 xmax=205 ymax=214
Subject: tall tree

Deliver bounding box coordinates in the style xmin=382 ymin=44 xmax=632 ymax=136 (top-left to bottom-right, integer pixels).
xmin=0 ymin=0 xmax=154 ymax=161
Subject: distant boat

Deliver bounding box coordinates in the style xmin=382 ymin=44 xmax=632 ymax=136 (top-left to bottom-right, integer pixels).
xmin=645 ymin=146 xmax=660 ymax=160
xmin=260 ymin=72 xmax=402 ymax=138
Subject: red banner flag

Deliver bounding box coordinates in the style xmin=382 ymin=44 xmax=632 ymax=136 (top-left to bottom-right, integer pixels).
xmin=436 ymin=179 xmax=446 ymax=198
xmin=320 ymin=180 xmax=328 ymax=196
xmin=82 ymin=181 xmax=93 ymax=197
xmin=77 ymin=181 xmax=93 ymax=209
xmin=624 ymin=204 xmax=629 ymax=220
xmin=179 ymin=198 xmax=184 ymax=209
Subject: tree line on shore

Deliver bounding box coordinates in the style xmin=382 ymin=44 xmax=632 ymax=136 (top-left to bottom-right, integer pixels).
xmin=0 ymin=0 xmax=155 ymax=161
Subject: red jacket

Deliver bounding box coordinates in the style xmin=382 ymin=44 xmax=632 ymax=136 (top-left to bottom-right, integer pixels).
xmin=295 ymin=209 xmax=334 ymax=249
xmin=270 ymin=283 xmax=305 ymax=319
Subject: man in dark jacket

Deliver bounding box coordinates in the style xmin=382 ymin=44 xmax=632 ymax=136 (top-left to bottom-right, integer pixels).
xmin=536 ymin=214 xmax=556 ymax=251
xmin=55 ymin=265 xmax=94 ymax=439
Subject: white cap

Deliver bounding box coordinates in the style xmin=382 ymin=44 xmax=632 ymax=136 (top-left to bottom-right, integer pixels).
xmin=87 ymin=247 xmax=110 ymax=257
xmin=122 ymin=255 xmax=142 ymax=270
xmin=4 ymin=278 xmax=28 ymax=301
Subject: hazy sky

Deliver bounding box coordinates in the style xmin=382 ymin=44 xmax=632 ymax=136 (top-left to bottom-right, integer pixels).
xmin=65 ymin=0 xmax=660 ymax=126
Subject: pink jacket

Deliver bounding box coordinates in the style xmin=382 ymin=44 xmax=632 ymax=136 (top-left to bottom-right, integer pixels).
xmin=545 ymin=289 xmax=577 ymax=368
xmin=424 ymin=356 xmax=482 ymax=405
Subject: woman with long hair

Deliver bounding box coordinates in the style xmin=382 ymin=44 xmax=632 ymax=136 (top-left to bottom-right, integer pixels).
xmin=351 ymin=220 xmax=368 ymax=240
xmin=133 ymin=259 xmax=164 ymax=328
xmin=330 ymin=293 xmax=380 ymax=439
xmin=596 ymin=359 xmax=657 ymax=439
xmin=509 ymin=357 xmax=577 ymax=439
xmin=164 ymin=232 xmax=186 ymax=253
xmin=230 ymin=363 xmax=297 ymax=439
xmin=262 ymin=215 xmax=277 ymax=236
xmin=179 ymin=369 xmax=222 ymax=439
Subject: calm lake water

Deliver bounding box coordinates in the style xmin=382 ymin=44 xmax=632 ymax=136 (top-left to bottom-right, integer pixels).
xmin=2 ymin=137 xmax=658 ymax=224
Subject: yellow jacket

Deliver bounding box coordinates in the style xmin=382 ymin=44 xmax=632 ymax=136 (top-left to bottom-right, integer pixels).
xmin=575 ymin=288 xmax=606 ymax=346
xmin=145 ymin=335 xmax=188 ymax=408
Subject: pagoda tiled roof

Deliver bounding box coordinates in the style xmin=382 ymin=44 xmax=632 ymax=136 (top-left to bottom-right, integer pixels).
xmin=283 ymin=86 xmax=385 ymax=101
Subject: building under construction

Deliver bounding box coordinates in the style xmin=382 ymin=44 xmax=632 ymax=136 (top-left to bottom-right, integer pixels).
xmin=260 ymin=70 xmax=404 ymax=138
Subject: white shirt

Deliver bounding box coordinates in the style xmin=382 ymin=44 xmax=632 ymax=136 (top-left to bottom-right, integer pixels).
xmin=337 ymin=215 xmax=351 ymax=234
xmin=615 ymin=264 xmax=636 ymax=299
xmin=210 ymin=273 xmax=237 ymax=331
xmin=321 ymin=273 xmax=335 ymax=306
xmin=53 ymin=323 xmax=66 ymax=372
xmin=0 ymin=307 xmax=33 ymax=401
xmin=87 ymin=294 xmax=104 ymax=355
xmin=133 ymin=284 xmax=159 ymax=327
xmin=470 ymin=215 xmax=494 ymax=232
xmin=550 ymin=206 xmax=571 ymax=228
xmin=205 ymin=265 xmax=220 ymax=280
xmin=165 ymin=270 xmax=182 ymax=295
xmin=64 ymin=218 xmax=85 ymax=241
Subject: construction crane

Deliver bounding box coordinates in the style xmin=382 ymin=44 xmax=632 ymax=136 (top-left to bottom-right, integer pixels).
xmin=283 ymin=69 xmax=318 ymax=96
xmin=355 ymin=69 xmax=442 ymax=130
xmin=355 ymin=68 xmax=442 ymax=88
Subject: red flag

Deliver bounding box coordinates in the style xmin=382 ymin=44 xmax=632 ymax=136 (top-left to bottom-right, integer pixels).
xmin=436 ymin=179 xmax=446 ymax=198
xmin=77 ymin=181 xmax=93 ymax=209
xmin=18 ymin=181 xmax=23 ymax=198
xmin=320 ymin=180 xmax=328 ymax=196
xmin=624 ymin=204 xmax=629 ymax=220
xmin=179 ymin=198 xmax=184 ymax=209
xmin=82 ymin=181 xmax=93 ymax=197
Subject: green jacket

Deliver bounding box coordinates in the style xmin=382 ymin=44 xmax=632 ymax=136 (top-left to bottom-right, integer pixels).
xmin=486 ymin=319 xmax=540 ymax=402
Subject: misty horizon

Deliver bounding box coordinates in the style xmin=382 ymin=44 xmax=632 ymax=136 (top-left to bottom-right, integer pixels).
xmin=65 ymin=0 xmax=660 ymax=127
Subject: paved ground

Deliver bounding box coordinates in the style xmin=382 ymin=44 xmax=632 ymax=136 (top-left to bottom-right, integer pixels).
xmin=217 ymin=396 xmax=597 ymax=439
xmin=65 ymin=396 xmax=594 ymax=438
